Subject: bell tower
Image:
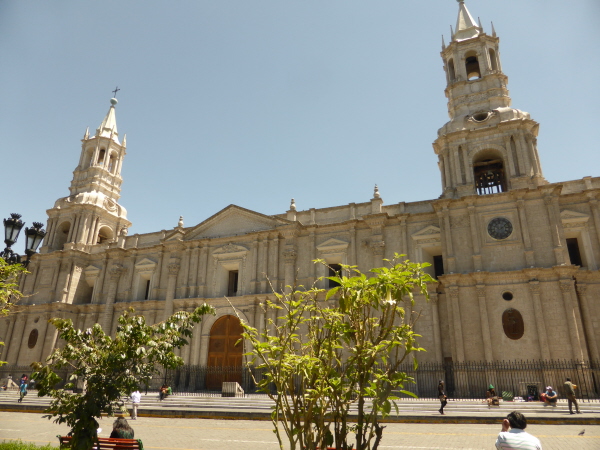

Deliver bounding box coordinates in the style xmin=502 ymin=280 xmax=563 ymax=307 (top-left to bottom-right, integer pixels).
xmin=433 ymin=1 xmax=547 ymax=198
xmin=41 ymin=97 xmax=131 ymax=253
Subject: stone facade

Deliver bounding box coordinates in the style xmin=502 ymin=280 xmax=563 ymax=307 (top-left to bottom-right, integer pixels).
xmin=2 ymin=2 xmax=599 ymax=366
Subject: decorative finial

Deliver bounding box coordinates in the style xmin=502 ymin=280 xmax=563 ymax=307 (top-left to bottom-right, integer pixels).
xmin=83 ymin=127 xmax=89 ymax=139
xmin=450 ymin=25 xmax=454 ymax=39
xmin=178 ymin=216 xmax=184 ymax=227
xmin=478 ymin=17 xmax=482 ymax=29
xmin=290 ymin=198 xmax=296 ymax=211
xmin=441 ymin=35 xmax=446 ymax=50
xmin=112 ymin=86 xmax=120 ymax=98
xmin=491 ymin=21 xmax=496 ymax=37
xmin=110 ymin=98 xmax=118 ymax=106
xmin=373 ymin=184 xmax=380 ymax=199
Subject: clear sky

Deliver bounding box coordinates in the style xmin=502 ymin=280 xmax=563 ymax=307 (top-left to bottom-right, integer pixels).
xmin=1 ymin=0 xmax=599 ymax=242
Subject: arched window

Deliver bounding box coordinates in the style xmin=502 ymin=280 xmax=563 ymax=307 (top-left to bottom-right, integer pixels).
xmin=489 ymin=48 xmax=499 ymax=71
xmin=465 ymin=51 xmax=481 ymax=80
xmin=55 ymin=221 xmax=71 ymax=249
xmin=447 ymin=58 xmax=456 ymax=82
xmin=97 ymin=149 xmax=106 ymax=165
xmin=108 ymin=154 xmax=116 ymax=173
xmin=473 ymin=150 xmax=507 ymax=195
xmin=85 ymin=148 xmax=94 ymax=169
xmin=96 ymin=226 xmax=113 ymax=244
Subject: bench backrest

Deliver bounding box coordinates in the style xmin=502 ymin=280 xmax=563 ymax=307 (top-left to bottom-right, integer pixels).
xmin=58 ymin=435 xmax=143 ymax=450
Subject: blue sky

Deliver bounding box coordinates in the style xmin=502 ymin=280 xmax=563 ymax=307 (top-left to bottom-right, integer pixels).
xmin=1 ymin=0 xmax=599 ymax=241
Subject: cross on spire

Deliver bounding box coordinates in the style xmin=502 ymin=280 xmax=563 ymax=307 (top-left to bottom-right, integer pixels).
xmin=112 ymin=86 xmax=120 ymax=98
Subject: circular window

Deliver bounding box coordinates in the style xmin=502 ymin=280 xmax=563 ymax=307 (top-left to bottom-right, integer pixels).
xmin=502 ymin=292 xmax=513 ymax=301
xmin=502 ymin=309 xmax=524 ymax=340
xmin=488 ymin=217 xmax=513 ymax=240
xmin=472 ymin=112 xmax=490 ymax=122
xmin=28 ymin=329 xmax=39 ymax=349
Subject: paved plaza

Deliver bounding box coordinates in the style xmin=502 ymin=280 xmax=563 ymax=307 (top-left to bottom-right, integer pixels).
xmin=0 ymin=411 xmax=598 ymax=450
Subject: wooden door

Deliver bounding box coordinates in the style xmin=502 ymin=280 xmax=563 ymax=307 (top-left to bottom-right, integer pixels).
xmin=206 ymin=315 xmax=243 ymax=390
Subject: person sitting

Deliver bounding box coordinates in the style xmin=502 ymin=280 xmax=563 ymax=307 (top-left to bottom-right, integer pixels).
xmin=159 ymin=384 xmax=170 ymax=401
xmin=110 ymin=417 xmax=134 ymax=439
xmin=543 ymin=386 xmax=558 ymax=406
xmin=486 ymin=385 xmax=500 ymax=407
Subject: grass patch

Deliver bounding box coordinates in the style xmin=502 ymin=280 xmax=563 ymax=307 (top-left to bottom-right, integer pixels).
xmin=0 ymin=441 xmax=56 ymax=450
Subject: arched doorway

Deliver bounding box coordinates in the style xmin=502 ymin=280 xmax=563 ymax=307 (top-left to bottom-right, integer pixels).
xmin=206 ymin=315 xmax=243 ymax=390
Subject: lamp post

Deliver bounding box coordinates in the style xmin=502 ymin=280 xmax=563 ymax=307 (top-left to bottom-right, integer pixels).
xmin=2 ymin=213 xmax=46 ymax=267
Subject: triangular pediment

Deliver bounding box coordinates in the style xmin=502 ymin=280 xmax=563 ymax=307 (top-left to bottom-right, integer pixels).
xmin=186 ymin=205 xmax=291 ymax=240
xmin=164 ymin=228 xmax=185 ymax=241
xmin=412 ymin=225 xmax=441 ymax=240
xmin=560 ymin=210 xmax=589 ymax=223
xmin=317 ymin=238 xmax=349 ymax=253
xmin=135 ymin=258 xmax=157 ymax=272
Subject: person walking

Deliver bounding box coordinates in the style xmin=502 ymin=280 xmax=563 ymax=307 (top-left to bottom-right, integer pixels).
xmin=495 ymin=411 xmax=542 ymax=449
xmin=438 ymin=380 xmax=447 ymax=415
xmin=130 ymin=389 xmax=141 ymax=420
xmin=17 ymin=380 xmax=27 ymax=403
xmin=563 ymin=377 xmax=581 ymax=414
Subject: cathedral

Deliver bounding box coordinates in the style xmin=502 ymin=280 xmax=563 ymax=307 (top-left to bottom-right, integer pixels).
xmin=2 ymin=2 xmax=599 ymax=370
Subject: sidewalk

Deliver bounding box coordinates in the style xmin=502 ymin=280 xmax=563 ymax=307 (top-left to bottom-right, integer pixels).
xmin=1 ymin=391 xmax=598 ymax=425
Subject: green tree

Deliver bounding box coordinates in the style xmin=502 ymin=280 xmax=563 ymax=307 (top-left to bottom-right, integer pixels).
xmin=239 ymin=255 xmax=433 ymax=450
xmin=0 ymin=258 xmax=26 ymax=365
xmin=32 ymin=305 xmax=215 ymax=450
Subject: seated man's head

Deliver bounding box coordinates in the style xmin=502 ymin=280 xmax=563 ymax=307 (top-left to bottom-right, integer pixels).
xmin=506 ymin=411 xmax=527 ymax=430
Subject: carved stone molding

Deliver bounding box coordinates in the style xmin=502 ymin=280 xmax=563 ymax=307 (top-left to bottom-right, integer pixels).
xmin=476 ymin=285 xmax=486 ymax=298
xmin=559 ymin=280 xmax=573 ymax=294
xmin=576 ymin=283 xmax=587 ymax=295
xmin=109 ymin=264 xmax=125 ymax=280
xmin=283 ymin=248 xmax=297 ymax=264
xmin=167 ymin=262 xmax=181 ymax=276
xmin=369 ymin=240 xmax=385 ymax=256
xmin=447 ymin=286 xmax=459 ymax=300
xmin=528 ymin=281 xmax=541 ymax=295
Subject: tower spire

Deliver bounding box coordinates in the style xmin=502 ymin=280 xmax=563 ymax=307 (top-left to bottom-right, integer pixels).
xmin=96 ymin=98 xmax=119 ymax=143
xmin=454 ymin=1 xmax=480 ymax=41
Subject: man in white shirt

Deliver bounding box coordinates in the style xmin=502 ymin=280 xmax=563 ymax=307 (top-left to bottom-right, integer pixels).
xmin=495 ymin=411 xmax=542 ymax=450
xmin=130 ymin=389 xmax=141 ymax=420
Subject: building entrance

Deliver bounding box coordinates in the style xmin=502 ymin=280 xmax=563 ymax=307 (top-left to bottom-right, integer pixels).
xmin=206 ymin=315 xmax=243 ymax=390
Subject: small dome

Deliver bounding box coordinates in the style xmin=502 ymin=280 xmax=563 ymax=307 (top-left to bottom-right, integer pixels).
xmin=110 ymin=98 xmax=118 ymax=106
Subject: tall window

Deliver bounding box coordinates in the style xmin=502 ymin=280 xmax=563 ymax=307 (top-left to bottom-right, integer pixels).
xmin=566 ymin=238 xmax=583 ymax=266
xmin=474 ymin=158 xmax=506 ymax=195
xmin=328 ymin=264 xmax=342 ymax=288
xmin=228 ymin=270 xmax=239 ymax=296
xmin=465 ymin=51 xmax=481 ymax=80
xmin=433 ymin=255 xmax=444 ymax=279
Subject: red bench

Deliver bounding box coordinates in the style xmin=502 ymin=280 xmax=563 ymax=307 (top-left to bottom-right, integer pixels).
xmin=58 ymin=435 xmax=144 ymax=450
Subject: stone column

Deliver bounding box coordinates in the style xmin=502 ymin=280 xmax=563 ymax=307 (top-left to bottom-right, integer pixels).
xmin=259 ymin=236 xmax=268 ymax=293
xmin=544 ymin=195 xmax=566 ymax=265
xmin=283 ymin=247 xmax=297 ymax=294
xmin=447 ymin=286 xmax=464 ymax=362
xmin=163 ymin=259 xmax=181 ymax=320
xmin=559 ymin=279 xmax=586 ymax=361
xmin=476 ymin=285 xmax=494 ymax=362
xmin=439 ymin=207 xmax=456 ymax=273
xmin=588 ymin=195 xmax=600 ymax=250
xmin=41 ymin=313 xmax=63 ymax=361
xmin=0 ymin=317 xmax=15 ymax=361
xmin=430 ymin=292 xmax=443 ymax=363
xmin=467 ymin=204 xmax=482 ymax=271
xmin=251 ymin=239 xmax=259 ymax=294
xmin=100 ymin=264 xmax=125 ymax=332
xmin=516 ymin=197 xmax=535 ymax=266
xmin=528 ymin=281 xmax=551 ymax=357
xmin=34 ymin=313 xmax=51 ymax=362
xmin=190 ymin=319 xmax=203 ymax=366
xmin=6 ymin=315 xmax=27 ymax=365
xmin=309 ymin=231 xmax=316 ymax=282
xmin=575 ymin=283 xmax=600 ymax=361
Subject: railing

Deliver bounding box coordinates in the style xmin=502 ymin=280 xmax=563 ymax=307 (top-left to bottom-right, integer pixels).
xmin=3 ymin=360 xmax=598 ymax=401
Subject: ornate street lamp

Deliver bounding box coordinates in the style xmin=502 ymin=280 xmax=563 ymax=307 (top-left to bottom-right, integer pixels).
xmin=2 ymin=213 xmax=46 ymax=267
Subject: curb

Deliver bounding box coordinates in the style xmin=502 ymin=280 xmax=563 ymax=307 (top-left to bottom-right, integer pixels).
xmin=2 ymin=404 xmax=599 ymax=425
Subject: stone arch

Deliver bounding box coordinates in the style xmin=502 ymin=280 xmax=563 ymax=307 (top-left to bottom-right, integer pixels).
xmin=54 ymin=220 xmax=72 ymax=249
xmin=107 ymin=152 xmax=117 ymax=173
xmin=464 ymin=50 xmax=481 ymax=80
xmin=472 ymin=148 xmax=507 ymax=195
xmin=96 ymin=226 xmax=114 ymax=244
xmin=84 ymin=147 xmax=95 ymax=169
